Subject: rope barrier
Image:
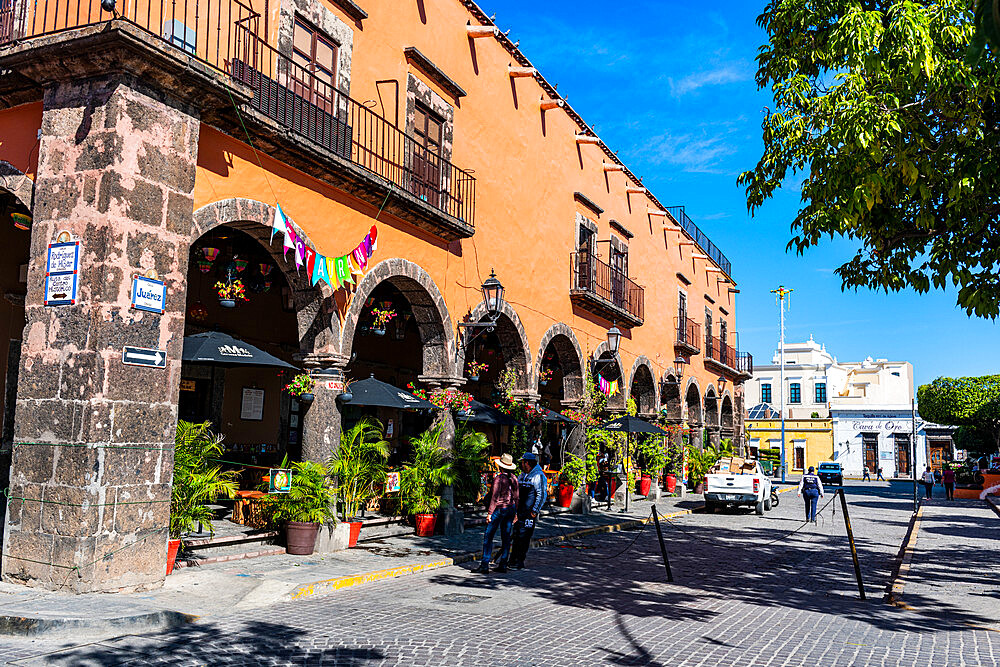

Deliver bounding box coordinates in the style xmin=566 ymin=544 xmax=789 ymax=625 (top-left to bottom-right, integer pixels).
xmin=11 ymin=442 xmax=172 ymax=451
xmin=2 ymin=488 xmax=170 ymax=507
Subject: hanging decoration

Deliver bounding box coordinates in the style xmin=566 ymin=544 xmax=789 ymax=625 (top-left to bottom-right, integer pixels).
xmin=197 ymin=259 xmax=213 ymax=273
xmin=233 ymin=258 xmax=248 ymax=273
xmin=188 ymin=301 xmax=209 ymax=322
xmin=11 ymin=212 xmax=31 ymax=231
xmin=597 ymin=376 xmax=620 ymax=396
xmin=202 ymin=247 xmax=220 ymax=262
xmin=259 ymin=263 xmax=273 ymax=277
xmin=267 ymin=202 xmax=377 ymax=292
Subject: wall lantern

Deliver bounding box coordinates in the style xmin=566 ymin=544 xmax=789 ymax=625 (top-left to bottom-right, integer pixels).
xmin=481 ymin=269 xmax=504 ymax=321
xmin=717 ymin=376 xmax=727 ymax=392
xmin=673 ymin=356 xmax=687 ymax=379
xmin=606 ymin=324 xmax=622 ymax=357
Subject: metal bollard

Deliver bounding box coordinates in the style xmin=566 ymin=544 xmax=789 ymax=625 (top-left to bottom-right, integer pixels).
xmin=651 ymin=504 xmax=674 ymax=582
xmin=838 ymin=488 xmax=866 ymax=601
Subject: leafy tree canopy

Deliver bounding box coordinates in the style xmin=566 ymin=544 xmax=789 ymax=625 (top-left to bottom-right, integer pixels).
xmin=740 ymin=1 xmax=1000 ymax=317
xmin=918 ymin=375 xmax=1000 ymax=453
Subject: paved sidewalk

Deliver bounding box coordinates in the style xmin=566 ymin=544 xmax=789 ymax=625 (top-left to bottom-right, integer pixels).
xmin=894 ymin=498 xmax=1000 ymax=630
xmin=0 ymin=494 xmax=700 ymax=637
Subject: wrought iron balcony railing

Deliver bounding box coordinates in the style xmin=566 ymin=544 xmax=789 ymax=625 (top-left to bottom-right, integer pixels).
xmin=570 ymin=251 xmax=644 ymax=326
xmin=674 ymin=316 xmax=701 ymax=353
xmin=665 ymin=206 xmax=731 ymax=277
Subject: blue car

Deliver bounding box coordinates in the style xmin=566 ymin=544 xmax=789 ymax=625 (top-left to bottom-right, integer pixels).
xmin=818 ymin=462 xmax=843 ymax=486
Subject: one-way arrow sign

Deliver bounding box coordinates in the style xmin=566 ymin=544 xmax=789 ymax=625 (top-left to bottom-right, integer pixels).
xmin=122 ymin=346 xmax=167 ymax=369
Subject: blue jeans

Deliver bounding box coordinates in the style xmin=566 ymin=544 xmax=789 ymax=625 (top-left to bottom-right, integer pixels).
xmin=802 ymin=488 xmax=820 ymax=521
xmin=481 ymin=506 xmax=515 ymax=567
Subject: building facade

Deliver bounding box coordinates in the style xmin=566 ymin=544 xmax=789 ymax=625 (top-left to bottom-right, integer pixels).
xmin=745 ymin=416 xmax=834 ymax=474
xmin=0 ymin=0 xmax=749 ymax=592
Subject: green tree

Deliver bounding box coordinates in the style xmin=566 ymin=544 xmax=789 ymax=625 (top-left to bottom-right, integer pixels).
xmin=918 ymin=375 xmax=1000 ymax=455
xmin=740 ymin=1 xmax=1000 ymax=317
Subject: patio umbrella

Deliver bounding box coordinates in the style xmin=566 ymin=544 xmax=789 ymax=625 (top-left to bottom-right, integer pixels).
xmin=596 ymin=415 xmax=668 ymax=512
xmin=339 ymin=375 xmax=435 ymax=410
xmin=539 ymin=407 xmax=574 ymax=423
xmin=458 ymin=399 xmax=522 ymax=426
xmin=182 ymin=331 xmax=297 ymax=369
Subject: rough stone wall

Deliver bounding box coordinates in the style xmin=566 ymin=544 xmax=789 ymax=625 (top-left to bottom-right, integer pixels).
xmin=1 ymin=74 xmax=199 ymax=593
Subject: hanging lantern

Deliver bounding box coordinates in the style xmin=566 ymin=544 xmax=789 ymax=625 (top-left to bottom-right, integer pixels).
xmin=259 ymin=263 xmax=273 ymax=277
xmin=197 ymin=259 xmax=213 ymax=273
xmin=187 ymin=301 xmax=209 ymax=322
xmin=202 ymin=247 xmax=220 ymax=262
xmin=263 ymin=279 xmax=272 ymax=293
xmin=11 ymin=212 xmax=31 ymax=231
xmin=234 ymin=259 xmax=248 ymax=273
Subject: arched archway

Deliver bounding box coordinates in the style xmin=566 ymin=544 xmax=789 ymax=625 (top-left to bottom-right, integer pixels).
xmin=704 ymin=386 xmax=720 ymax=429
xmin=593 ymin=341 xmax=625 ymax=411
xmin=535 ymin=323 xmax=584 ymax=404
xmin=660 ymin=373 xmax=682 ymax=422
xmin=457 ymin=300 xmax=531 ymax=393
xmin=685 ymin=378 xmax=703 ymax=449
xmin=342 ymin=258 xmax=455 ymax=379
xmin=629 ymin=357 xmax=657 ymax=416
xmin=721 ymin=393 xmax=735 ymax=438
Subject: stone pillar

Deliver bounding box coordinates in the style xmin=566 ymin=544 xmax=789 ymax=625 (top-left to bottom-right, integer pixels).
xmin=421 ymin=375 xmax=464 ymax=535
xmin=707 ymin=427 xmax=721 ymax=449
xmin=1 ymin=74 xmax=199 ymax=593
xmin=688 ymin=424 xmax=704 ymax=450
xmin=298 ymin=354 xmax=348 ymax=465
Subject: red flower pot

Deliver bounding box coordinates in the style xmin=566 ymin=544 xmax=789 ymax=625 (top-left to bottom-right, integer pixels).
xmin=556 ymin=483 xmax=575 ymax=508
xmin=665 ymin=474 xmax=677 ymax=493
xmin=286 ymin=521 xmax=320 ymax=555
xmin=414 ymin=513 xmax=437 ymax=537
xmin=166 ymin=538 xmax=181 ymax=575
xmin=348 ymin=520 xmax=363 ymax=547
xmin=638 ymin=474 xmax=652 ymax=496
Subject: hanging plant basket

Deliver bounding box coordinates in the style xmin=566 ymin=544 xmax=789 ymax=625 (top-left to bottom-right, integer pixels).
xmin=372 ymin=328 xmax=386 ymax=336
xmin=299 ymin=392 xmax=315 ymax=403
xmin=219 ymin=298 xmax=236 ymax=308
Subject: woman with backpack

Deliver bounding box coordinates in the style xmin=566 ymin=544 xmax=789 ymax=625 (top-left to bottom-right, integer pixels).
xmin=797 ymin=466 xmax=825 ymax=524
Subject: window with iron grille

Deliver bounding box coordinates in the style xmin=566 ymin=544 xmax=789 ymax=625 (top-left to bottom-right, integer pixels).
xmin=789 ymin=383 xmax=801 ymax=404
xmin=761 ymin=383 xmax=772 ymax=404
xmin=815 ymin=382 xmax=827 ymax=403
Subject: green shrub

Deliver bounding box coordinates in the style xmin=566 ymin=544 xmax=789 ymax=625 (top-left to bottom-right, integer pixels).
xmin=170 ymin=421 xmax=239 ymax=539
xmin=400 ymin=427 xmax=456 ymax=515
xmin=269 ymin=460 xmax=337 ymax=524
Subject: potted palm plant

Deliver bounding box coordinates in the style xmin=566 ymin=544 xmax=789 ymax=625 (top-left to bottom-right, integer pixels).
xmin=400 ymin=427 xmax=455 ymax=536
xmin=169 ymin=421 xmax=239 ymax=574
xmin=451 ymin=425 xmax=490 ymax=505
xmin=268 ymin=460 xmax=337 ymax=555
xmin=328 ymin=417 xmax=389 ymax=547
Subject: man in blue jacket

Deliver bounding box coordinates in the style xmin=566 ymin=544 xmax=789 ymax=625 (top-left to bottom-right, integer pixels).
xmin=510 ymin=452 xmax=548 ymax=570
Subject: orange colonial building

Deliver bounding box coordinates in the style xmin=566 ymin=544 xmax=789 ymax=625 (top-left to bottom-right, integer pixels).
xmin=0 ymin=0 xmax=748 ymax=592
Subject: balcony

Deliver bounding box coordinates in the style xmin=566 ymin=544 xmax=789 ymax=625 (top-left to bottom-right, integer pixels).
xmin=674 ymin=316 xmax=701 ymax=355
xmin=665 ymin=206 xmax=731 ymax=277
xmin=704 ymin=336 xmax=752 ymax=380
xmin=0 ymin=0 xmax=476 ymax=239
xmin=570 ymin=251 xmax=644 ymax=327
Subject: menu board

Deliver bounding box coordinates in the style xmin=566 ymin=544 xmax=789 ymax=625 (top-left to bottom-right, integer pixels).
xmin=240 ymin=387 xmax=265 ymax=421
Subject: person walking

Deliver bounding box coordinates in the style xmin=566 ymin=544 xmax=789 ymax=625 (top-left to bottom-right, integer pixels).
xmin=474 ymin=454 xmax=519 ymax=574
xmin=942 ymin=466 xmax=956 ymax=501
xmin=862 ymin=466 xmax=871 ymax=482
xmin=510 ymin=452 xmax=548 ymax=570
xmin=797 ymin=466 xmax=825 ymax=524
xmin=876 ymin=466 xmax=885 ymax=481
xmin=922 ymin=466 xmax=935 ymax=499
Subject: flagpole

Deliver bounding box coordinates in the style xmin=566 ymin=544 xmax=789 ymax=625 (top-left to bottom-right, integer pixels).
xmin=771 ymin=286 xmax=792 ymax=484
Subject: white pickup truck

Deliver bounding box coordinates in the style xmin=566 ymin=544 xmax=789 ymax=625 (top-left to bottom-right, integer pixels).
xmin=704 ymin=460 xmax=774 ymax=515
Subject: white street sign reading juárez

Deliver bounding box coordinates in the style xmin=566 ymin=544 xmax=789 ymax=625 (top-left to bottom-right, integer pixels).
xmin=122 ymin=346 xmax=167 ymax=369
xmin=131 ymin=276 xmax=166 ymax=314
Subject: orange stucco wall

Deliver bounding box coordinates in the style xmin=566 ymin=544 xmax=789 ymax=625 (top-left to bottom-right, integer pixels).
xmin=193 ymin=0 xmax=737 ymax=407
xmin=0 ymin=103 xmax=42 ymax=180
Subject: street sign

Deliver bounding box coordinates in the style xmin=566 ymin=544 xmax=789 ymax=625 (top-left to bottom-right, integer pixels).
xmin=122 ymin=346 xmax=166 ymax=368
xmin=44 ymin=240 xmax=80 ymax=306
xmin=131 ymin=275 xmax=166 ymax=313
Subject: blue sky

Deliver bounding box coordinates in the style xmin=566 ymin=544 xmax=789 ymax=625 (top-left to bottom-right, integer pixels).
xmin=479 ymin=0 xmax=1000 ymax=388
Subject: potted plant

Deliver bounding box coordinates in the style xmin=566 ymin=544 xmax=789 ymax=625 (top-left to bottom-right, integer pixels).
xmin=538 ymin=367 xmax=554 ymax=387
xmin=399 ymin=426 xmax=455 ymax=536
xmin=285 ymin=373 xmax=316 ymax=403
xmin=328 ymin=417 xmax=389 ymax=547
xmin=268 ymin=460 xmax=337 ymax=555
xmin=215 ymin=279 xmax=248 ymax=308
xmin=557 ymin=454 xmax=586 ymax=507
xmin=452 ymin=425 xmax=490 ymax=505
xmin=465 ymin=360 xmax=488 ymax=382
xmin=370 ymin=305 xmax=396 ymax=335
xmin=169 ymin=421 xmax=239 ymax=574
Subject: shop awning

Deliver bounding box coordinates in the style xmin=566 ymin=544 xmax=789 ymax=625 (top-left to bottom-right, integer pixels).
xmin=459 ymin=399 xmax=522 ymax=426
xmin=597 ymin=415 xmax=668 ymax=435
xmin=340 ymin=375 xmax=435 ymax=410
xmin=182 ymin=331 xmax=298 ymax=369
xmin=539 ymin=407 xmax=575 ymax=423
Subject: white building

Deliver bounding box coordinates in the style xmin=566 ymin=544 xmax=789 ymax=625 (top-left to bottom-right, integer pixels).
xmin=747 ymin=338 xmax=948 ymax=477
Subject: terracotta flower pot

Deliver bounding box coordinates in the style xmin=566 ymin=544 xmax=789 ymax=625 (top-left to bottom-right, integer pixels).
xmin=166 ymin=538 xmax=181 ymax=575
xmin=556 ymin=483 xmax=575 ymax=508
xmin=286 ymin=521 xmax=320 ymax=555
xmin=414 ymin=513 xmax=437 ymax=536
xmin=348 ymin=520 xmax=363 ymax=547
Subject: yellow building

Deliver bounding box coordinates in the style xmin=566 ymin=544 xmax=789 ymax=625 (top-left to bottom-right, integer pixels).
xmin=746 ymin=419 xmax=835 ymax=474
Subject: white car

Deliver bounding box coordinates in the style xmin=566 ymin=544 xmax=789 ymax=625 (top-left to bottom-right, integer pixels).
xmin=704 ymin=461 xmax=774 ymax=515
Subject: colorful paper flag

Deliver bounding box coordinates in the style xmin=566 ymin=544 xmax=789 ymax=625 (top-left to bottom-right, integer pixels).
xmin=304 ymin=246 xmax=316 ymax=280
xmin=362 ymin=234 xmax=373 ymax=259
xmin=335 ymin=255 xmax=354 ymax=285
xmin=294 ymin=238 xmax=305 ymax=270
xmin=271 ymin=204 xmax=288 ymax=244
xmin=369 ymin=225 xmax=378 ymax=251
xmin=283 ymin=223 xmax=297 ymax=260
xmin=326 ymin=257 xmax=339 ymax=288
xmin=313 ymin=253 xmax=331 ymax=286
xmin=352 ymin=244 xmax=367 ymax=271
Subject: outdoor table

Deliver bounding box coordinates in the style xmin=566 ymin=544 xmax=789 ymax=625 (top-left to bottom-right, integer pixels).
xmin=233 ymin=490 xmax=272 ymax=529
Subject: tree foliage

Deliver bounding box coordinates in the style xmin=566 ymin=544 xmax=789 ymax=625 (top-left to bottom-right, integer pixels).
xmin=741 ymin=1 xmax=1000 ymax=317
xmin=918 ymin=375 xmax=1000 ymax=454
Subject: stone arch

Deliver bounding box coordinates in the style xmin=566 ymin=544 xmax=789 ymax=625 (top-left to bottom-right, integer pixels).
xmin=593 ymin=341 xmax=625 ymax=410
xmin=0 ymin=161 xmax=34 ymax=211
xmin=535 ymin=323 xmax=584 ymax=402
xmin=456 ymin=300 xmax=531 ymax=389
xmin=342 ymin=257 xmax=455 ymax=378
xmin=684 ymin=377 xmax=702 ymax=425
xmin=192 ymin=198 xmax=338 ymax=357
xmin=660 ymin=372 xmax=683 ymax=422
xmin=628 ymin=356 xmax=657 ymax=416
xmin=720 ymin=392 xmax=735 ymax=437
xmin=704 ymin=385 xmax=720 ymax=428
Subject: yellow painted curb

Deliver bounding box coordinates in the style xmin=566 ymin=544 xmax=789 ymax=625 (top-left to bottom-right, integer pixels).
xmin=887 ymin=505 xmax=923 ymax=609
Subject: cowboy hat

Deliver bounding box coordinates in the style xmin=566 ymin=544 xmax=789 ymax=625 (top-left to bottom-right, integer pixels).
xmin=496 ymin=453 xmax=516 ymax=471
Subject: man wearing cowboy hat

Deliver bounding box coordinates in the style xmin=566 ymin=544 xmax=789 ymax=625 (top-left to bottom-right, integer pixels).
xmin=510 ymin=451 xmax=549 ymax=570
xmin=474 ymin=453 xmax=520 ymax=574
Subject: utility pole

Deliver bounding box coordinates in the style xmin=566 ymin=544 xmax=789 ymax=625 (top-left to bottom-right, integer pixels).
xmin=771 ymin=285 xmax=793 ymax=484
xmin=911 ymin=397 xmax=918 ymax=513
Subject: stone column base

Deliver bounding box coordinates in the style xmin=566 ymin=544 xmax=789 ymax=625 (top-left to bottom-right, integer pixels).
xmin=436 ymin=507 xmax=464 ymax=535
xmin=570 ymin=491 xmax=592 ymax=514
xmin=314 ymin=522 xmax=351 ymax=553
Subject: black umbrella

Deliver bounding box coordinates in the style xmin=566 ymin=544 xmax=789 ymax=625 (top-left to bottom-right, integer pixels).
xmin=339 ymin=375 xmax=435 ymax=410
xmin=182 ymin=331 xmax=297 ymax=369
xmin=458 ymin=399 xmax=521 ymax=426
xmin=596 ymin=415 xmax=667 ymax=512
xmin=540 ymin=407 xmax=574 ymax=423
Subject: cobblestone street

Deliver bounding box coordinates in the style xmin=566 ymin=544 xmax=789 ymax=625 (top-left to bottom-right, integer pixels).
xmin=2 ymin=482 xmax=998 ymax=666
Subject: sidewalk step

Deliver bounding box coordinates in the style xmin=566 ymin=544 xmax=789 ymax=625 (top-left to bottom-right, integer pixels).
xmin=182 ymin=530 xmax=280 ymax=550
xmin=176 ymin=545 xmax=286 ymax=569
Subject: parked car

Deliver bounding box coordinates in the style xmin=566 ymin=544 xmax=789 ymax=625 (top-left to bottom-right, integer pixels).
xmin=817 ymin=462 xmax=843 ymax=486
xmin=705 ymin=460 xmax=773 ymax=515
